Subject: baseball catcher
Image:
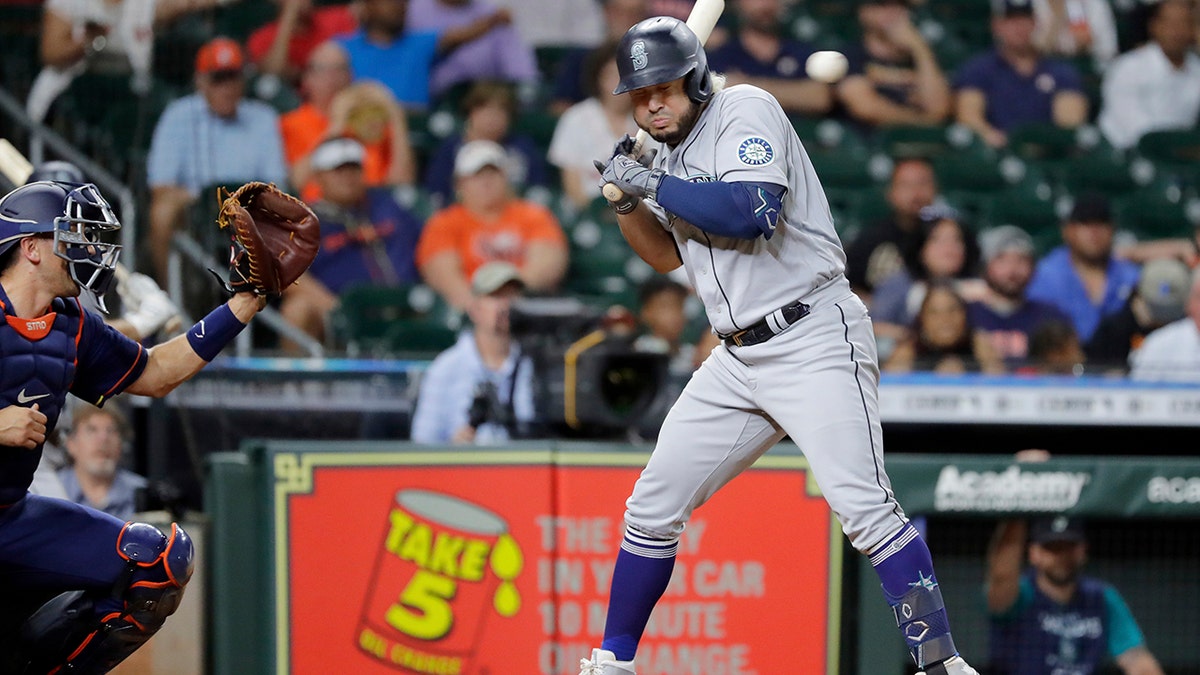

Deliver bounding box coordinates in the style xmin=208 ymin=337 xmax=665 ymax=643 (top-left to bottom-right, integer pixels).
xmin=215 ymin=181 xmax=320 ymax=297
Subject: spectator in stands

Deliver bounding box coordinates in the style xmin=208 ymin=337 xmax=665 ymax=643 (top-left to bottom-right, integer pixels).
xmin=968 ymin=225 xmax=1070 ymax=368
xmin=56 ymin=405 xmax=146 ymax=521
xmin=871 ymin=205 xmax=984 ymax=347
xmin=987 ymin=510 xmax=1165 ymax=675
xmin=1026 ymin=192 xmax=1140 ymax=344
xmin=491 ymin=0 xmax=605 ymax=51
xmin=1097 ymin=0 xmax=1200 ymax=151
xmin=548 ymin=0 xmax=649 ymax=115
xmin=337 ymin=0 xmax=513 ymax=108
xmin=281 ymin=138 xmax=424 ymax=344
xmin=1129 ymin=265 xmax=1200 ymax=382
xmin=1087 ymin=258 xmax=1191 ymax=372
xmin=837 ymin=0 xmax=952 ymax=130
xmin=884 ymin=280 xmax=1004 ymax=374
xmin=410 ymin=262 xmax=538 ymax=444
xmin=706 ymin=0 xmax=832 ymax=117
xmin=632 ymin=276 xmax=696 ymax=374
xmin=146 ymin=37 xmax=287 ymax=282
xmin=845 ymin=157 xmax=939 ymax=298
xmin=281 ymin=41 xmax=417 ymax=202
xmin=247 ymin=0 xmax=357 ymax=86
xmin=1025 ymin=318 xmax=1085 ymax=374
xmin=954 ymin=0 xmax=1088 ymax=148
xmin=416 ymin=140 xmax=568 ymax=310
xmin=423 ymin=81 xmax=547 ymax=207
xmin=407 ymin=0 xmax=538 ymax=99
xmin=30 ymin=0 xmax=234 ymax=122
xmin=1032 ymin=0 xmax=1118 ymax=67
xmin=549 ymin=43 xmax=656 ymax=209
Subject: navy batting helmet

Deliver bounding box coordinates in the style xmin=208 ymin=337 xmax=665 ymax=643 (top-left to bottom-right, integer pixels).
xmin=614 ymin=16 xmax=713 ymax=104
xmin=27 ymin=160 xmax=85 ymax=185
xmin=0 ymin=181 xmax=121 ymax=307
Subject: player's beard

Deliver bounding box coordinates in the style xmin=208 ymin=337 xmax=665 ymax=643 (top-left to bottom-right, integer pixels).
xmin=646 ymin=101 xmax=701 ymax=147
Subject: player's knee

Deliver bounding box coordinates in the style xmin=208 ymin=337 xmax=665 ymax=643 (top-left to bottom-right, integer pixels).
xmin=18 ymin=522 xmax=195 ymax=673
xmin=115 ymin=521 xmax=194 ymax=629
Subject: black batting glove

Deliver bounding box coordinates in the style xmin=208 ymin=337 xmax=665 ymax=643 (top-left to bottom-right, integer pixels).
xmin=611 ymin=134 xmax=659 ymax=168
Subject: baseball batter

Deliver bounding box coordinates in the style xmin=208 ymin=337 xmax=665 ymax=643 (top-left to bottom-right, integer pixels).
xmin=580 ymin=17 xmax=978 ymax=675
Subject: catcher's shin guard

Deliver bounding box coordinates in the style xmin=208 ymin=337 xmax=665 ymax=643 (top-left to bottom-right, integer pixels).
xmin=19 ymin=522 xmax=194 ymax=674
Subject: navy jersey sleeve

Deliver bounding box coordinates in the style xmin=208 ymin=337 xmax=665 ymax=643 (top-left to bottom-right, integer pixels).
xmin=952 ymin=54 xmax=991 ymax=91
xmin=71 ymin=303 xmax=149 ymax=406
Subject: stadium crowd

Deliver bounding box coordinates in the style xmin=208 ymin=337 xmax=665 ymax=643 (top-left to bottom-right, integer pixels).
xmin=5 ymin=0 xmax=1200 ymax=378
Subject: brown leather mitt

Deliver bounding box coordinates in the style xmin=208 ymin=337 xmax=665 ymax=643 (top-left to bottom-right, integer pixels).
xmin=216 ymin=182 xmax=320 ymax=297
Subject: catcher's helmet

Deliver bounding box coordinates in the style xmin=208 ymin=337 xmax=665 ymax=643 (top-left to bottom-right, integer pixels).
xmin=0 ymin=181 xmax=121 ymax=308
xmin=614 ymin=16 xmax=713 ymax=104
xmin=27 ymin=160 xmax=85 ymax=185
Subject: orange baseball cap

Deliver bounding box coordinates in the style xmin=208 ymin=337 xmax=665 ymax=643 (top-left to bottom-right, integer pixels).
xmin=195 ymin=37 xmax=245 ymax=75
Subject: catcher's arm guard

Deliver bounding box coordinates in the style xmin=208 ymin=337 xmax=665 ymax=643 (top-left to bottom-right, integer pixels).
xmin=214 ymin=182 xmax=320 ymax=297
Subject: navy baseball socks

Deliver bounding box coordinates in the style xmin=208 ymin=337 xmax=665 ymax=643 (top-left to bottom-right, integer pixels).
xmin=585 ymin=529 xmax=679 ymax=673
xmin=871 ymin=523 xmax=978 ymax=675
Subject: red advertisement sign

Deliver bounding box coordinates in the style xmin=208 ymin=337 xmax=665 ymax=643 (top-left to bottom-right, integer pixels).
xmin=277 ymin=451 xmax=840 ymax=675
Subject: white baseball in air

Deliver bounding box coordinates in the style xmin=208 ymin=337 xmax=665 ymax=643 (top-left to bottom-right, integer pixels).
xmin=805 ymin=50 xmax=849 ymax=84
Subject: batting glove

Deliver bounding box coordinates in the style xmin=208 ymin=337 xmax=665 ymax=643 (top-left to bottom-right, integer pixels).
xmin=611 ymin=134 xmax=659 ymax=168
xmin=594 ymin=154 xmax=666 ymax=201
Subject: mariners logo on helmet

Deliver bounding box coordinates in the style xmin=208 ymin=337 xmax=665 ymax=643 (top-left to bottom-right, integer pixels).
xmin=738 ymin=137 xmax=775 ymax=166
xmin=631 ymin=40 xmax=648 ymax=71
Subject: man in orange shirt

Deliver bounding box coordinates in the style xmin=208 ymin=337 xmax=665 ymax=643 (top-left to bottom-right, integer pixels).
xmin=279 ymin=40 xmax=416 ymax=202
xmin=416 ymin=140 xmax=568 ymax=309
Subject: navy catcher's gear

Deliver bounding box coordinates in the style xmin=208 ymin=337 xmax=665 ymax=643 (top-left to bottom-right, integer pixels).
xmin=614 ymin=16 xmax=713 ymax=104
xmin=26 ymin=161 xmax=85 ymax=185
xmin=17 ymin=522 xmax=194 ymax=674
xmin=0 ymin=182 xmax=121 ymax=311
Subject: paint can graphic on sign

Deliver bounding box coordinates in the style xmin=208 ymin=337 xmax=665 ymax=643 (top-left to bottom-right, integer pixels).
xmin=358 ymin=489 xmax=523 ymax=673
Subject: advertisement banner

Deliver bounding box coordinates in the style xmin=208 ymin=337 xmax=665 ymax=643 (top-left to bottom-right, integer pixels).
xmin=272 ymin=449 xmax=840 ymax=675
xmin=887 ymin=456 xmax=1200 ymax=517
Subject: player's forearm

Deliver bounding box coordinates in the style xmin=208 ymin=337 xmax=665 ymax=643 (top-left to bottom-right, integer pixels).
xmin=125 ymin=295 xmax=260 ymax=397
xmin=616 ymin=204 xmax=682 ymax=273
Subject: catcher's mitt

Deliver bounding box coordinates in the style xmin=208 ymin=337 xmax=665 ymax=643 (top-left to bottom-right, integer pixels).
xmin=215 ymin=182 xmax=320 ymax=297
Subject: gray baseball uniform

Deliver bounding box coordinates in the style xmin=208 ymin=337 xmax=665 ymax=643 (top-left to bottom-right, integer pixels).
xmin=631 ymin=83 xmax=908 ymax=554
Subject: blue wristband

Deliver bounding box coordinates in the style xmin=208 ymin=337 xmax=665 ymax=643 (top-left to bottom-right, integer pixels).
xmin=186 ymin=303 xmax=247 ymax=362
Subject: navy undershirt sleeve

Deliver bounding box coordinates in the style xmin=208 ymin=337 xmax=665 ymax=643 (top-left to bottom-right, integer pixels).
xmin=654 ymin=176 xmax=786 ymax=240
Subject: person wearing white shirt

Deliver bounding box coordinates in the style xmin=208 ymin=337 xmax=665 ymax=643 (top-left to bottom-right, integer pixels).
xmin=1130 ymin=266 xmax=1200 ymax=382
xmin=1097 ymin=0 xmax=1200 ymax=150
xmin=548 ymin=43 xmax=658 ymax=209
xmin=1032 ymin=0 xmax=1118 ymax=68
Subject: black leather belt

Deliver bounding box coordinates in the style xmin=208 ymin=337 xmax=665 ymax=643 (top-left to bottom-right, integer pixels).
xmin=721 ymin=298 xmax=811 ymax=348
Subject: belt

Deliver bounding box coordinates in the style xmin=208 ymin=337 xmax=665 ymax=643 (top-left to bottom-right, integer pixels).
xmin=721 ymin=298 xmax=811 ymax=348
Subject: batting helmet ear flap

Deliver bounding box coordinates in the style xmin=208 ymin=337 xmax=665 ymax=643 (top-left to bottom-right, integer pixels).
xmin=686 ymin=62 xmax=713 ymax=104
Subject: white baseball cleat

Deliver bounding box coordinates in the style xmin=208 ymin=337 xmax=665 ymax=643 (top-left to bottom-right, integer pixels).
xmin=916 ymin=655 xmax=980 ymax=675
xmin=578 ymin=648 xmax=636 ymax=675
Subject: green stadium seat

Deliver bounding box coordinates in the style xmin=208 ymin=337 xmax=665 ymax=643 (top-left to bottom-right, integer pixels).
xmin=875 ymin=124 xmax=962 ymax=160
xmin=1113 ymin=181 xmax=1200 ymax=240
xmin=330 ymin=284 xmax=461 ymax=357
xmin=981 ymin=182 xmax=1062 ymax=236
xmin=931 ymin=146 xmax=1011 ymax=193
xmin=1136 ymin=129 xmax=1200 ymax=182
xmin=214 ymin=2 xmax=278 ymax=42
xmin=513 ymin=110 xmax=559 ymax=154
xmin=1059 ymin=148 xmax=1151 ymax=197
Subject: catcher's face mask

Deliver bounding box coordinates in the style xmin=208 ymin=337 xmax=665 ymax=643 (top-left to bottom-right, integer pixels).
xmin=54 ymin=184 xmax=122 ymax=312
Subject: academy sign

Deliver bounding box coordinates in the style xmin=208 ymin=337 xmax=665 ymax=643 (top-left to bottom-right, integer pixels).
xmin=934 ymin=465 xmax=1091 ymax=512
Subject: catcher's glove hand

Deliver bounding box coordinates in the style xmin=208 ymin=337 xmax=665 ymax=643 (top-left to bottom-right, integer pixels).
xmin=215 ymin=182 xmax=320 ymax=297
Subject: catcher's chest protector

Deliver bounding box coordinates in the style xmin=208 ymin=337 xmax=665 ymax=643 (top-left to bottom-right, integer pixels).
xmin=0 ymin=294 xmax=79 ymax=504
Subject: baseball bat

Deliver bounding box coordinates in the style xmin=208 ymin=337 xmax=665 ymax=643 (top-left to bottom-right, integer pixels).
xmin=602 ymin=0 xmax=725 ymax=204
